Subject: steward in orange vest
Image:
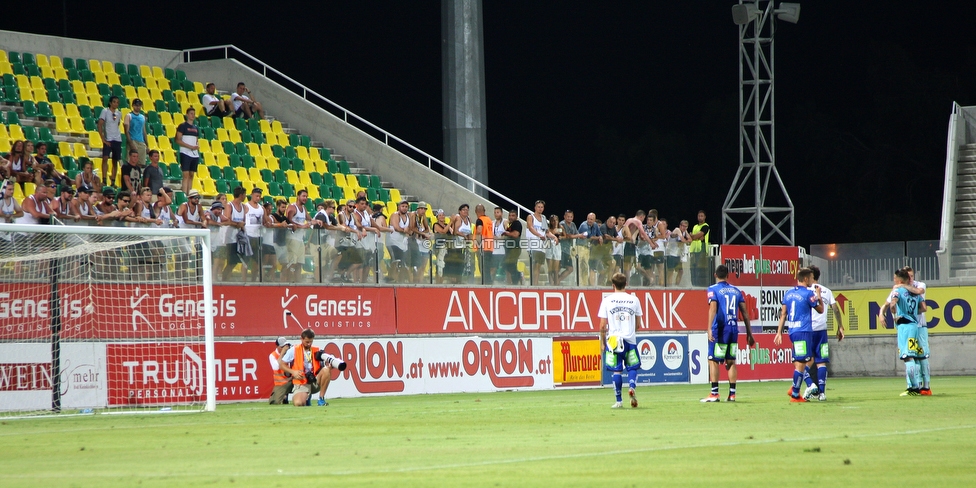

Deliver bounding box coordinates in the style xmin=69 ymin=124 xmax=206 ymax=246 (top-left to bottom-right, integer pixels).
xmin=277 ymin=329 xmax=346 ymax=407
xmin=269 ymin=337 xmax=293 ymax=405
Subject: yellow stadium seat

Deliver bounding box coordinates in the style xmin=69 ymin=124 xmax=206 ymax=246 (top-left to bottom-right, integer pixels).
xmin=105 ymin=71 xmax=119 ymax=86
xmin=76 ymin=93 xmax=90 ymax=107
xmin=50 ymin=155 xmax=63 ymax=172
xmin=51 ymin=102 xmax=66 ymax=118
xmin=161 ymin=149 xmax=177 ymax=163
xmin=216 ymin=128 xmax=230 ymax=143
xmin=174 ymin=91 xmax=187 ymax=104
xmin=139 ymin=65 xmax=152 ymax=79
xmin=156 ymin=78 xmax=170 ymax=91
xmin=50 ymin=55 xmax=62 ymax=69
xmin=88 ymin=59 xmax=102 ymax=73
xmin=248 ymin=167 xmax=262 ymax=182
xmin=137 ymin=87 xmax=151 ymax=101
xmin=265 ymin=157 xmax=280 ymax=171
xmin=276 ymin=133 xmax=289 ymax=147
xmin=198 ymin=139 xmax=212 ymax=154
xmin=58 ymin=141 xmax=72 ymax=156
xmin=56 ymin=117 xmax=72 ymax=133
xmin=214 ymin=153 xmax=229 ymax=167
xmin=0 ymin=63 xmax=13 ymax=76
xmin=172 ymin=113 xmax=185 ymax=126
xmin=0 ymin=50 xmax=7 ymax=63
xmin=144 ymin=78 xmax=159 ymax=92
xmin=234 ymin=167 xmax=248 ymax=182
xmin=312 ymin=160 xmax=327 ymax=174
xmin=36 ymin=54 xmax=49 ymax=68
xmin=0 ymin=139 xmax=10 ymax=153
xmin=386 ymin=202 xmax=396 ymax=216
xmin=72 ymin=142 xmax=87 ymax=158
xmin=223 ymin=117 xmax=235 ymax=130
xmin=228 ymin=130 xmax=241 ymax=143
xmin=8 ymin=124 xmax=24 ymax=140
xmin=99 ymin=61 xmax=112 ymax=74
xmin=164 ymin=124 xmax=176 ymax=138
xmin=202 ymin=179 xmax=218 ymax=198
xmin=13 ymin=182 xmax=24 ymax=200
xmin=193 ymin=82 xmax=204 ymax=93
xmin=197 ymin=165 xmax=211 ymax=181
xmin=260 ymin=143 xmax=274 ymax=159
xmin=246 ymin=142 xmax=260 ymax=156
xmin=88 ymin=131 xmax=103 ymax=149
xmin=295 ymin=146 xmax=309 ymax=161
xmin=71 ymin=80 xmax=85 ymax=93
xmin=30 ymin=76 xmax=44 ymax=93
xmin=271 ymin=120 xmax=283 ymax=134
xmin=66 ymin=104 xmax=80 ymax=118
xmin=342 ymin=187 xmax=356 ymax=201
xmin=152 ymin=66 xmax=164 ymax=79
xmin=389 ymin=189 xmax=402 ymax=202
xmin=93 ymin=72 xmax=107 ymax=85
xmin=15 ymin=74 xmax=30 ymax=91
xmin=157 ymin=136 xmax=170 ymax=148
xmin=40 ymin=66 xmax=55 ymax=79
xmin=146 ymin=135 xmax=159 ymax=151
xmin=18 ymin=89 xmax=34 ymax=103
xmin=307 ymin=185 xmax=320 ymax=201
xmin=203 ymin=152 xmax=216 ymax=167
xmin=250 ymin=154 xmax=264 ymax=170
xmin=123 ymin=86 xmax=137 ymax=100
xmin=149 ymin=88 xmax=162 ymax=102
xmin=285 ymin=170 xmax=299 ymax=185
xmin=159 ymin=112 xmax=173 ymax=126
xmin=0 ymin=125 xmax=8 ymax=139
xmin=52 ymin=67 xmax=67 ymax=80
xmin=259 ymin=119 xmax=272 ymax=134
xmin=343 ymin=174 xmax=357 ymax=187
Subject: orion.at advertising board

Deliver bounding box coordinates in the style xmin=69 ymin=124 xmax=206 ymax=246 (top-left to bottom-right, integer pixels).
xmin=601 ymin=335 xmax=689 ymax=386
xmin=396 ymin=287 xmax=708 ymax=334
xmin=302 ymin=337 xmax=553 ymax=398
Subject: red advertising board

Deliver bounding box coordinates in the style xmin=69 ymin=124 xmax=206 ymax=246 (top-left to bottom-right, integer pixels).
xmin=395 ymin=288 xmax=709 ymax=334
xmin=720 ymin=245 xmax=802 ymax=287
xmin=717 ymin=333 xmax=795 ymax=381
xmin=209 ymin=285 xmax=397 ymax=337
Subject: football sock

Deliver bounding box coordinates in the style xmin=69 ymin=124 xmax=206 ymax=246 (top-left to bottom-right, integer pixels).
xmin=792 ymin=370 xmax=802 ymax=396
xmin=613 ymin=373 xmax=623 ymax=402
xmin=918 ymin=359 xmax=930 ymax=389
xmin=904 ymin=361 xmax=919 ymax=389
xmin=729 ymin=383 xmax=736 ymax=395
xmin=803 ymin=367 xmax=814 ymax=387
xmin=817 ymin=365 xmax=827 ymax=394
xmin=710 ymin=382 xmax=719 ymax=396
xmin=627 ymin=370 xmax=637 ymax=390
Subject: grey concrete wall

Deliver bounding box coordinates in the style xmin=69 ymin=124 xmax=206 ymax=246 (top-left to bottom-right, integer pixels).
xmin=831 ymin=334 xmax=976 ymax=377
xmin=177 ymin=58 xmax=495 ymax=214
xmin=0 ymin=30 xmax=182 ymax=69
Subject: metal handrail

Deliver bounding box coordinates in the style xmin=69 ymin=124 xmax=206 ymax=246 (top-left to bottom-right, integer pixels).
xmin=181 ymin=44 xmax=531 ymax=217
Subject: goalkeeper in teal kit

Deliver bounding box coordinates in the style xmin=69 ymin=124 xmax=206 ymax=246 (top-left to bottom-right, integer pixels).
xmin=886 ymin=268 xmax=925 ymax=396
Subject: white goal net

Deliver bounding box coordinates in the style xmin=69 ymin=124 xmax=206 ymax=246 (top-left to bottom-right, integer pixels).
xmin=0 ymin=224 xmax=215 ymax=417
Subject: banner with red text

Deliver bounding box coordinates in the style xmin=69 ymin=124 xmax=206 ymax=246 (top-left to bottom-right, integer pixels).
xmin=0 ymin=342 xmax=106 ymax=412
xmin=720 ymin=245 xmax=802 ymax=287
xmin=685 ymin=333 xmax=794 ymax=381
xmin=395 ymin=288 xmax=709 ymax=334
xmin=552 ymin=337 xmax=602 ymax=387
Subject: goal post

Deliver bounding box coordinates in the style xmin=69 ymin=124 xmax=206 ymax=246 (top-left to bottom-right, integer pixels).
xmin=0 ymin=224 xmax=215 ymax=417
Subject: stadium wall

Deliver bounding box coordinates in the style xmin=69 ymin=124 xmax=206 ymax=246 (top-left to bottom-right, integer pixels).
xmin=176 ymin=58 xmax=494 ymax=213
xmin=0 ymin=30 xmax=182 ymax=69
xmin=830 ymin=335 xmax=976 ymax=377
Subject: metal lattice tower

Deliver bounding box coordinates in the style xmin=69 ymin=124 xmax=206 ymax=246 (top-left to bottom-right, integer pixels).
xmin=722 ymin=0 xmax=798 ymax=246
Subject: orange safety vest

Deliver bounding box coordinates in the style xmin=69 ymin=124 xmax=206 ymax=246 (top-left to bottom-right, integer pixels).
xmin=291 ymin=344 xmax=321 ymax=386
xmin=478 ymin=215 xmax=494 ymax=252
xmin=271 ymin=349 xmax=289 ymax=387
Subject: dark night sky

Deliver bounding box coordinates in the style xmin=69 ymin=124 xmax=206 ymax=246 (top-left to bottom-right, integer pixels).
xmin=5 ymin=1 xmax=976 ymax=249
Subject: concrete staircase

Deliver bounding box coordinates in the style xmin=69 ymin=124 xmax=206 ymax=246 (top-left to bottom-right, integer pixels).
xmin=951 ymin=144 xmax=976 ymax=278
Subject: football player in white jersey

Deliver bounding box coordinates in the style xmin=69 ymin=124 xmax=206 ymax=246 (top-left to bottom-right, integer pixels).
xmin=598 ymin=272 xmax=644 ymax=408
xmin=807 ymin=266 xmax=845 ymax=401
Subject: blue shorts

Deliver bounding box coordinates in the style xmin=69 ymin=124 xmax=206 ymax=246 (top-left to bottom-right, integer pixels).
xmin=897 ymin=322 xmax=922 ymax=359
xmin=916 ymin=324 xmax=930 ymax=358
xmin=708 ymin=326 xmax=738 ymax=362
xmin=604 ymin=340 xmax=640 ymax=373
xmin=788 ymin=331 xmax=813 ymax=363
xmin=811 ymin=330 xmax=830 ymax=363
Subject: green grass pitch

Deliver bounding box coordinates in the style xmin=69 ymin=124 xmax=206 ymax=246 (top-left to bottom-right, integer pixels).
xmin=1 ymin=377 xmax=974 ymax=487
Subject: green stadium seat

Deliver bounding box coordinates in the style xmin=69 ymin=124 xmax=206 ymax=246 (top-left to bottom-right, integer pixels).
xmin=147 ymin=111 xmax=160 ymax=124
xmin=7 ymin=111 xmax=20 ymax=125
xmin=284 ymin=146 xmax=296 ymax=159
xmin=154 ymin=100 xmax=166 ymax=113
xmin=173 ymin=190 xmax=187 ymax=206
xmin=319 ymin=148 xmax=331 ymax=160
xmin=162 ymin=90 xmax=175 ymax=102
xmin=251 ymin=131 xmax=265 ymax=144
xmin=196 ymin=116 xmax=210 ymax=129
xmin=208 ymin=166 xmax=222 ymax=180
xmin=378 ymin=188 xmax=390 ymax=201
xmin=327 ymin=160 xmax=339 ymax=173
xmin=240 ymin=155 xmax=253 ymax=169
xmin=210 ymin=116 xmax=222 ymax=129
xmin=260 ymin=168 xmax=274 ymax=183
xmin=168 ymin=163 xmax=182 ymax=181
xmin=175 ymin=70 xmax=187 ymax=82
xmin=22 ymin=53 xmax=35 ymax=66
xmin=74 ymin=59 xmax=87 ymax=72
xmin=79 ymin=71 xmax=94 ymax=83
xmin=58 ymin=79 xmax=71 ymax=92
xmin=126 ymin=64 xmax=139 ymax=78
xmin=38 ymin=127 xmax=54 ymax=142
xmin=114 ymin=62 xmax=125 ymax=76
xmin=63 ymin=58 xmax=75 ymax=70
xmin=66 ymin=68 xmax=79 ymax=81
xmin=61 ymin=156 xmax=77 ymax=171
xmin=268 ymin=181 xmax=281 ymax=196
xmin=26 ymin=65 xmax=40 ymax=78
xmin=291 ymin=159 xmax=304 ymax=172
xmin=367 ymin=188 xmax=380 ymax=202
xmin=9 ymin=52 xmax=21 ymax=65
xmin=202 ymin=127 xmax=216 ymax=140
xmin=167 ymin=100 xmax=180 ymax=113
xmin=357 ymin=175 xmax=369 ymax=188
xmin=339 ymin=160 xmax=351 ymax=174
xmin=409 ymin=203 xmax=418 ymax=212
xmin=78 ymin=105 xmax=92 ymax=119
xmin=330 ymin=187 xmax=344 ymax=201
xmin=234 ymin=118 xmax=246 ymax=132
xmin=281 ymin=182 xmax=295 ymax=198
xmin=234 ymin=142 xmax=247 ymax=156
xmin=227 ymin=154 xmax=240 ymax=168
xmin=240 ymin=130 xmax=252 ymax=144
xmin=288 ymin=134 xmax=300 ymax=147
xmin=309 ymin=172 xmax=322 ymax=186
xmin=273 ymin=169 xmax=286 ymax=183
xmin=369 ymin=175 xmax=381 ymax=189
xmin=92 ymin=106 xmax=103 ymax=119
xmin=247 ymin=119 xmax=260 ymax=132
xmin=215 ymin=179 xmax=229 ymax=194
xmin=300 ymin=135 xmax=311 ymax=147
xmin=83 ymin=118 xmax=96 ymax=131
xmin=221 ymin=166 xmax=235 ymax=182
xmin=42 ymin=78 xmax=57 ymax=91
xmin=263 ymin=195 xmax=273 ymax=205
xmin=22 ymin=100 xmax=37 ymax=117
xmin=164 ymin=68 xmax=175 ymax=81
xmin=22 ymin=125 xmax=37 ymax=141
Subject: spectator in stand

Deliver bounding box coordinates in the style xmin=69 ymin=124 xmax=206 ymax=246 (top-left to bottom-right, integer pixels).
xmin=546 ymin=214 xmax=563 ymax=286
xmin=153 ymin=187 xmax=173 ymax=228
xmin=334 ymin=200 xmax=361 ymax=283
xmin=175 ymin=108 xmax=200 ymax=195
xmin=446 ymin=204 xmax=474 ymax=284
xmin=388 ymin=200 xmax=412 ymax=283
xmin=142 ymin=150 xmax=165 ymax=195
xmin=4 ymin=140 xmax=32 ymax=187
xmin=411 ymin=202 xmax=432 ymax=283
xmin=30 ymin=143 xmax=66 ymax=187
xmin=559 ymin=210 xmax=581 ymax=284
xmin=372 ymin=203 xmax=394 ymax=282
xmin=486 ymin=206 xmax=506 ymax=284
xmin=204 ymin=199 xmax=227 ymax=278
xmin=231 ymin=82 xmax=264 ymax=120
xmin=311 ymin=200 xmax=343 ymax=283
xmin=202 ymin=83 xmax=234 ymax=118
xmin=281 ymin=189 xmax=311 ymax=283
xmin=259 ymin=201 xmax=279 ymax=282
xmin=130 ymin=187 xmax=164 ymax=280
xmin=349 ymin=197 xmax=381 ymax=283
xmin=606 ymin=215 xmax=623 ymax=281
xmin=578 ymin=212 xmax=603 ymax=286
xmin=97 ymin=97 xmax=123 ymax=187
xmin=75 ymin=159 xmax=102 ymax=191
xmin=666 ymin=219 xmax=691 ymax=286
xmin=690 ymin=210 xmax=710 ymax=287
xmin=222 ymin=187 xmax=248 ymax=282
xmin=474 ymin=204 xmax=493 ymax=284
xmin=647 ymin=210 xmax=668 ymax=286
xmin=502 ymin=209 xmax=523 ymax=285
xmin=0 ymin=180 xmax=25 ymax=223
xmin=120 ymin=149 xmax=144 ymax=196
xmin=52 ymin=185 xmax=76 ymax=223
xmin=17 ymin=181 xmax=52 ymax=225
xmin=69 ymin=185 xmax=97 ymax=226
xmin=112 ymin=190 xmax=138 ymax=227
xmin=432 ymin=209 xmax=451 ymax=283
xmin=93 ymin=186 xmax=117 ymax=225
xmin=525 ymin=201 xmax=556 ymax=285
xmin=244 ymin=188 xmax=265 ymax=282
xmin=124 ymin=99 xmax=148 ymax=166
xmin=177 ymin=188 xmax=205 ymax=230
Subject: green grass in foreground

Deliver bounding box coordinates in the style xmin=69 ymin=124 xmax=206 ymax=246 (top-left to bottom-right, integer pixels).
xmin=1 ymin=377 xmax=974 ymax=487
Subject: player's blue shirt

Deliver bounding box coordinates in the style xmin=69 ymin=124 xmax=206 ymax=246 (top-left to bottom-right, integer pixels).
xmin=782 ymin=285 xmax=818 ymax=333
xmin=707 ymin=281 xmax=744 ymax=334
xmin=894 ymin=287 xmax=920 ymax=326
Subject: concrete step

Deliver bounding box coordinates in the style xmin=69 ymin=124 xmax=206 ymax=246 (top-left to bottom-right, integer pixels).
xmin=952 ymin=240 xmax=976 ymax=253
xmin=951 ymin=268 xmax=976 ymax=278
xmin=956 ymin=200 xmax=976 ymax=213
xmin=960 ymin=143 xmax=976 ymax=150
xmin=952 ymin=227 xmax=976 ymax=239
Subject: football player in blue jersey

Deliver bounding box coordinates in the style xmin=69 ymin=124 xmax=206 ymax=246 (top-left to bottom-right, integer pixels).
xmin=884 ymin=268 xmax=925 ymax=396
xmin=774 ymin=268 xmax=824 ymax=403
xmin=700 ymin=265 xmax=755 ymax=403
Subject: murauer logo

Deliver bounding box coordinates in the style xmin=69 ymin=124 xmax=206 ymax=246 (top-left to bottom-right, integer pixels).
xmin=559 ymin=341 xmax=600 ymax=379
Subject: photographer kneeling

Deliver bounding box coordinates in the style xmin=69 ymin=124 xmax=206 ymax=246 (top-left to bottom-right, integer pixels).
xmin=277 ymin=329 xmax=346 ymax=406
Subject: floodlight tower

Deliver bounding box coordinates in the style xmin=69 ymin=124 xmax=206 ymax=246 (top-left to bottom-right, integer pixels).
xmin=722 ymin=1 xmax=800 ymax=246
